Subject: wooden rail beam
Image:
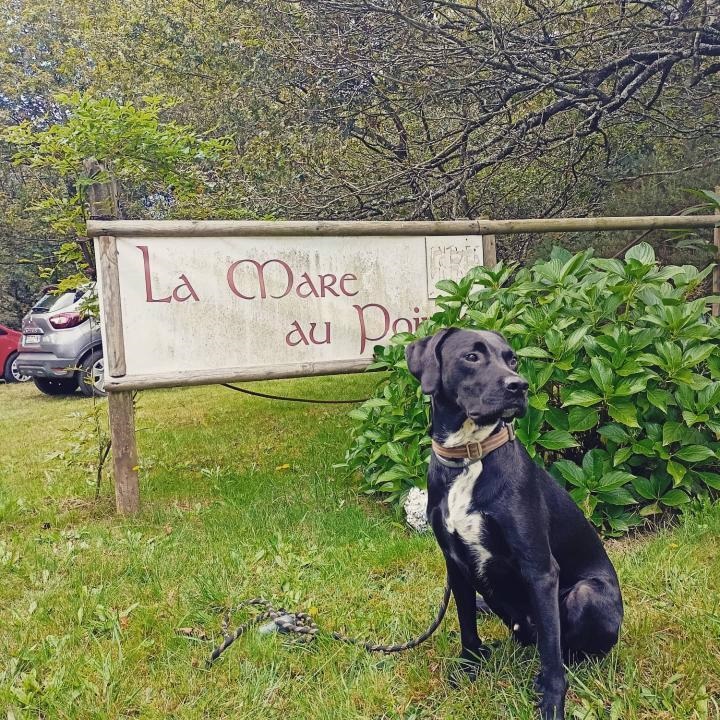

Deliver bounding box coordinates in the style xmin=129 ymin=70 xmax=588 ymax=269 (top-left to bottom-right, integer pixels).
xmin=87 ymin=216 xmax=720 ymax=239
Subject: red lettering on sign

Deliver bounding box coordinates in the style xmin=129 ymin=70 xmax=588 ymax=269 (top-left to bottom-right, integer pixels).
xmin=286 ymin=321 xmax=308 ymax=347
xmin=353 ymin=303 xmax=390 ymax=354
xmin=173 ymin=275 xmax=200 ymax=302
xmin=296 ymin=272 xmax=320 ymax=298
xmin=353 ymin=303 xmax=429 ymax=352
xmin=392 ymin=317 xmax=413 ymax=334
xmin=227 ymin=258 xmax=293 ymax=300
xmin=286 ymin=320 xmax=332 ymax=346
xmin=137 ymin=245 xmax=171 ymax=303
xmin=226 ymin=261 xmax=360 ymax=301
xmin=309 ymin=322 xmax=331 ymax=345
xmin=340 ymin=273 xmax=358 ymax=296
xmin=319 ymin=274 xmax=339 ymax=297
xmin=137 ymin=245 xmax=198 ymax=303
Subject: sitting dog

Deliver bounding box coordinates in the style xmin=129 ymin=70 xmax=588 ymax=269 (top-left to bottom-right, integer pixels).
xmin=405 ymin=328 xmax=623 ymax=720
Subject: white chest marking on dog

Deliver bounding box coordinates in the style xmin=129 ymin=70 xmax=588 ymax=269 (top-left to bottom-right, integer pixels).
xmin=443 ymin=419 xmax=496 ymax=448
xmin=443 ymin=420 xmax=495 ymax=575
xmin=446 ymin=462 xmax=493 ymax=574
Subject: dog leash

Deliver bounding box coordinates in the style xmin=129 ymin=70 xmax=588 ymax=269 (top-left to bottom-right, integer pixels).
xmin=222 ymin=382 xmax=372 ymax=404
xmin=200 ymin=410 xmax=512 ymax=664
xmin=197 ymin=423 xmax=517 ymax=664
xmin=199 ymin=580 xmax=452 ymax=666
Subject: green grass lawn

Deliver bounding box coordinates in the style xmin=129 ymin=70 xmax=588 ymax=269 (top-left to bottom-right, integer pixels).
xmin=1 ymin=378 xmax=718 ymax=719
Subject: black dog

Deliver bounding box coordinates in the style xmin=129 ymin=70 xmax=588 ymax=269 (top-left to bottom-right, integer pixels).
xmin=406 ymin=328 xmax=623 ymax=720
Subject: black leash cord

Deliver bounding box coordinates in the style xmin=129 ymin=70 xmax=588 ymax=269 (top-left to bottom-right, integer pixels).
xmin=330 ymin=581 xmax=452 ymax=653
xmin=213 ymin=378 xmax=447 ymax=663
xmin=205 ymin=581 xmax=452 ymax=666
xmin=221 ymin=383 xmax=370 ymax=404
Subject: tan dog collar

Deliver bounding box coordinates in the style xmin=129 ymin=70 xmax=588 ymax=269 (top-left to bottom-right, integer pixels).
xmin=432 ymin=423 xmax=515 ymax=462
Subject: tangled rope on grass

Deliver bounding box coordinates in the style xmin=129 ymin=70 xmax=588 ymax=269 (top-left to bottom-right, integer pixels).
xmin=198 ymin=581 xmax=452 ymax=666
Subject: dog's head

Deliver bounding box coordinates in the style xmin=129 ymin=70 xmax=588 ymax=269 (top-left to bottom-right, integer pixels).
xmin=405 ymin=328 xmax=528 ymax=425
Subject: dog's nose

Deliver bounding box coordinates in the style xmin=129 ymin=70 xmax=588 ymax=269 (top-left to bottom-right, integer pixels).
xmin=504 ymin=376 xmax=529 ymax=394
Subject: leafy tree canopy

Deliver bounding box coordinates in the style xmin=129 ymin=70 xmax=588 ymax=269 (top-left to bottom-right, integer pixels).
xmin=1 ymin=92 xmax=232 ymax=292
xmin=0 ymin=0 xmax=718 ymax=322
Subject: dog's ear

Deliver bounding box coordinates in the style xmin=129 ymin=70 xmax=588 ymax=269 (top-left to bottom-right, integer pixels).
xmin=405 ymin=328 xmax=455 ymax=395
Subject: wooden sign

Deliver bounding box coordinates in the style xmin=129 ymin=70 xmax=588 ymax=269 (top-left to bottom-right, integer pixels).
xmin=90 ymin=222 xmax=493 ymax=391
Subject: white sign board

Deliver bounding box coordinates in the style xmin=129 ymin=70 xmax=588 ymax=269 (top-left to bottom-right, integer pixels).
xmin=92 ymin=222 xmax=487 ymax=390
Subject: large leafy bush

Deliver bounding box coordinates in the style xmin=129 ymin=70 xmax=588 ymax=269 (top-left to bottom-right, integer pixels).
xmin=344 ymin=244 xmax=720 ymax=534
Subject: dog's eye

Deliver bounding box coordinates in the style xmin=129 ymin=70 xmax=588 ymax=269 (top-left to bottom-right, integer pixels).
xmin=509 ymin=356 xmax=518 ymax=368
xmin=464 ymin=353 xmax=479 ymax=362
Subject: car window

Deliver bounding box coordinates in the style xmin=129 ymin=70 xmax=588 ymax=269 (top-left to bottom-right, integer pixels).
xmin=31 ymin=290 xmax=84 ymax=313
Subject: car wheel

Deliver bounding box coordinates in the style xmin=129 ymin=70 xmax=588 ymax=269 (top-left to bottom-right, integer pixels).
xmin=4 ymin=352 xmax=31 ymax=383
xmin=33 ymin=377 xmax=79 ymax=395
xmin=79 ymin=349 xmax=107 ymax=397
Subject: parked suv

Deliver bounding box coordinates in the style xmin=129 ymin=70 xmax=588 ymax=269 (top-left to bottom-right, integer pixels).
xmin=16 ymin=286 xmax=106 ymax=397
xmin=0 ymin=324 xmax=31 ymax=383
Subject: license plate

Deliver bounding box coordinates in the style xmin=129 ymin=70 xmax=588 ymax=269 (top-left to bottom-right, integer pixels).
xmin=23 ymin=335 xmax=41 ymax=345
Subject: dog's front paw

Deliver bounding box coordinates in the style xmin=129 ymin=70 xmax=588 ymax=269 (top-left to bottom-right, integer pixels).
xmin=537 ymin=697 xmax=565 ymax=720
xmin=534 ymin=672 xmax=567 ymax=720
xmin=461 ymin=644 xmax=491 ymax=665
xmin=449 ymin=645 xmax=491 ymax=686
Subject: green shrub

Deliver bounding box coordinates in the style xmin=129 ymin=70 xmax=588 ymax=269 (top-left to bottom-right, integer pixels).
xmin=343 ymin=244 xmax=720 ymax=535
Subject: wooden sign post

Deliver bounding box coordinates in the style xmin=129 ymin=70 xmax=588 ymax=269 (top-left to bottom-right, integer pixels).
xmin=86 ymin=161 xmax=140 ymax=514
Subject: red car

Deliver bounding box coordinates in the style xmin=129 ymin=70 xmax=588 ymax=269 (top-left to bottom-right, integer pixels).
xmin=0 ymin=324 xmax=31 ymax=383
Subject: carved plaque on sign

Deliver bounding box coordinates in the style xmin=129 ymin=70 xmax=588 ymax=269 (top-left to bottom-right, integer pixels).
xmin=425 ymin=236 xmax=484 ymax=298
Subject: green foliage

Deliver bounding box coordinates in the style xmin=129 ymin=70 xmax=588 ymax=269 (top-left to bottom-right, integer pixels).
xmin=344 ymin=244 xmax=720 ymax=534
xmin=1 ymin=92 xmax=232 ymax=290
